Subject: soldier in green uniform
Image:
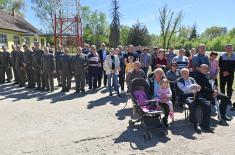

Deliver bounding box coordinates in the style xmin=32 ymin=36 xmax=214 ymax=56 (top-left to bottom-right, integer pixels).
xmin=15 ymin=45 xmax=26 ymax=87
xmin=41 ymin=47 xmax=56 ymax=92
xmin=23 ymin=45 xmax=34 ymax=88
xmin=11 ymin=45 xmax=19 ymax=84
xmin=32 ymin=42 xmax=44 ymax=90
xmin=59 ymin=48 xmax=72 ymax=92
xmin=55 ymin=44 xmax=64 ymax=87
xmin=0 ymin=45 xmax=12 ymax=83
xmin=72 ymin=47 xmax=88 ymax=93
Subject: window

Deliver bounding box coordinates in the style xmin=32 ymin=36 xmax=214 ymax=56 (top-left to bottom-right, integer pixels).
xmin=24 ymin=37 xmax=30 ymax=46
xmin=33 ymin=38 xmax=37 ymax=43
xmin=14 ymin=35 xmax=20 ymax=45
xmin=41 ymin=38 xmax=45 ymax=48
xmin=0 ymin=33 xmax=8 ymax=47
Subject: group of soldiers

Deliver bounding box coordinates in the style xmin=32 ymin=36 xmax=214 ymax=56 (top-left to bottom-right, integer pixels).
xmin=0 ymin=42 xmax=88 ymax=93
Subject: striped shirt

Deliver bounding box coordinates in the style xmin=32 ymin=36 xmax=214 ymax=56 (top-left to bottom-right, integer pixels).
xmin=172 ymin=55 xmax=189 ymax=70
xmin=88 ymin=52 xmax=100 ymax=67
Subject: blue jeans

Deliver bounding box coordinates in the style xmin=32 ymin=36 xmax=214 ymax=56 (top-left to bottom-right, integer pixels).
xmin=107 ymin=74 xmax=119 ymax=95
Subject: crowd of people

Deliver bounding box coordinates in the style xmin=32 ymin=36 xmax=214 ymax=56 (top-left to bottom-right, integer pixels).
xmin=0 ymin=42 xmax=235 ymax=133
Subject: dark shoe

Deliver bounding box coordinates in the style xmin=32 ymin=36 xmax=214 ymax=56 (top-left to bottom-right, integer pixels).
xmin=18 ymin=84 xmax=25 ymax=87
xmin=221 ymin=115 xmax=232 ymax=121
xmin=194 ymin=124 xmax=202 ymax=134
xmin=117 ymin=94 xmax=122 ymax=98
xmin=6 ymin=80 xmax=11 ymax=83
xmin=109 ymin=93 xmax=113 ymax=96
xmin=218 ymin=120 xmax=229 ymax=126
xmin=92 ymin=88 xmax=96 ymax=91
xmin=58 ymin=84 xmax=62 ymax=87
xmin=230 ymin=106 xmax=235 ymax=111
xmin=35 ymin=87 xmax=41 ymax=91
xmin=81 ymin=90 xmax=85 ymax=94
xmin=74 ymin=90 xmax=80 ymax=94
xmin=26 ymin=86 xmax=32 ymax=89
xmin=66 ymin=89 xmax=70 ymax=92
xmin=201 ymin=127 xmax=214 ymax=133
xmin=61 ymin=89 xmax=66 ymax=92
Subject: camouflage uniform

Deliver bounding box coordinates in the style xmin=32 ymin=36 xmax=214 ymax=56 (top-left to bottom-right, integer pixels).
xmin=15 ymin=50 xmax=26 ymax=86
xmin=32 ymin=49 xmax=44 ymax=89
xmin=72 ymin=53 xmax=88 ymax=93
xmin=11 ymin=50 xmax=19 ymax=83
xmin=55 ymin=51 xmax=64 ymax=86
xmin=41 ymin=53 xmax=55 ymax=91
xmin=59 ymin=53 xmax=72 ymax=91
xmin=23 ymin=49 xmax=34 ymax=88
xmin=0 ymin=50 xmax=12 ymax=83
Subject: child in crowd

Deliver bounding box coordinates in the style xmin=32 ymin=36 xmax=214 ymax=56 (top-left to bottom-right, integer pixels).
xmin=125 ymin=56 xmax=134 ymax=75
xmin=157 ymin=78 xmax=174 ymax=121
xmin=209 ymin=51 xmax=219 ymax=86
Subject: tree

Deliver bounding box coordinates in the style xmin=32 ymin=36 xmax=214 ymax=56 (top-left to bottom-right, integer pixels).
xmin=81 ymin=7 xmax=109 ymax=46
xmin=127 ymin=20 xmax=151 ymax=46
xmin=189 ymin=22 xmax=198 ymax=40
xmin=31 ymin=0 xmax=62 ymax=32
xmin=201 ymin=26 xmax=227 ymax=40
xmin=109 ymin=0 xmax=121 ymax=48
xmin=0 ymin=0 xmax=25 ymax=15
xmin=157 ymin=5 xmax=183 ymax=51
xmin=120 ymin=25 xmax=130 ymax=46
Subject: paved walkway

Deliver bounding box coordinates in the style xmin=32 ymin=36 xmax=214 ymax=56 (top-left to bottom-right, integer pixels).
xmin=0 ymin=82 xmax=235 ymax=155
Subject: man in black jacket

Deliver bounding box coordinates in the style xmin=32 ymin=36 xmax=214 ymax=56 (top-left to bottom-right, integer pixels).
xmin=192 ymin=64 xmax=232 ymax=122
xmin=219 ymin=44 xmax=235 ymax=110
xmin=97 ymin=43 xmax=109 ymax=87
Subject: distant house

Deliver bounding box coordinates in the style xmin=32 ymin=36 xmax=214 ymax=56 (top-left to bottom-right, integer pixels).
xmin=0 ymin=9 xmax=46 ymax=49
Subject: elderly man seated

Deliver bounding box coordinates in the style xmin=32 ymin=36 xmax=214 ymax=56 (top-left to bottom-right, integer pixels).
xmin=126 ymin=61 xmax=146 ymax=92
xmin=191 ymin=64 xmax=232 ymax=122
xmin=177 ymin=68 xmax=213 ymax=133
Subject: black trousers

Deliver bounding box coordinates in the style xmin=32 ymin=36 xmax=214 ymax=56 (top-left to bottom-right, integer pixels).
xmin=0 ymin=66 xmax=12 ymax=82
xmin=220 ymin=74 xmax=234 ymax=99
xmin=97 ymin=66 xmax=107 ymax=87
xmin=207 ymin=93 xmax=230 ymax=118
xmin=61 ymin=72 xmax=71 ymax=91
xmin=118 ymin=70 xmax=125 ymax=91
xmin=26 ymin=68 xmax=34 ymax=87
xmin=88 ymin=66 xmax=98 ymax=89
xmin=159 ymin=102 xmax=170 ymax=121
xmin=187 ymin=96 xmax=211 ymax=128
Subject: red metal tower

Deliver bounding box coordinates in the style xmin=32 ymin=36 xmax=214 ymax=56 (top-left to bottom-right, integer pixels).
xmin=54 ymin=0 xmax=83 ymax=51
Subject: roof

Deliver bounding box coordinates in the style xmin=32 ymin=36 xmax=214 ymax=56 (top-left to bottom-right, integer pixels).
xmin=0 ymin=9 xmax=41 ymax=33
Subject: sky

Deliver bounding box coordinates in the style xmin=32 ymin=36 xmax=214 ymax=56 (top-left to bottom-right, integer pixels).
xmin=24 ymin=0 xmax=235 ymax=35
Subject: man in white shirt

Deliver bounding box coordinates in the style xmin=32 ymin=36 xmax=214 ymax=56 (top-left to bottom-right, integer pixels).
xmin=177 ymin=68 xmax=213 ymax=133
